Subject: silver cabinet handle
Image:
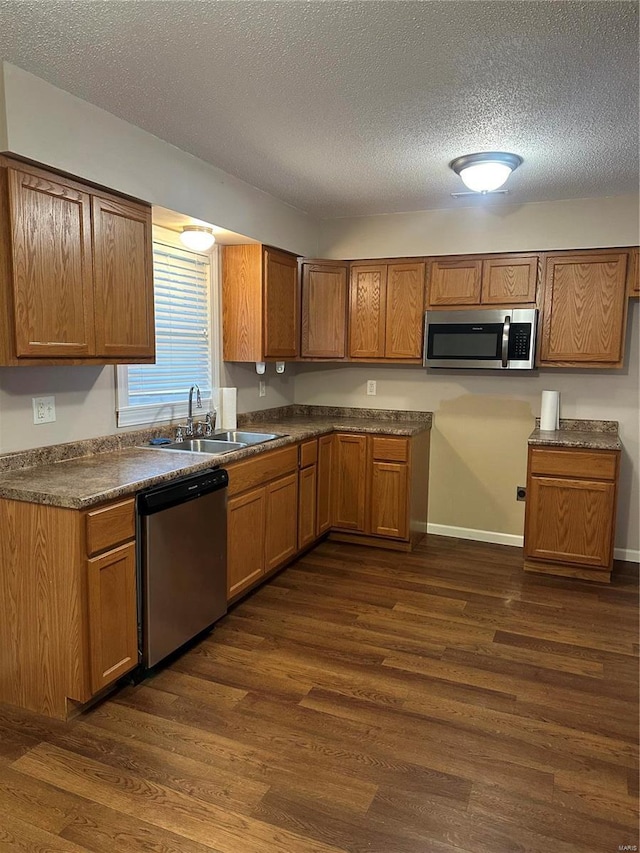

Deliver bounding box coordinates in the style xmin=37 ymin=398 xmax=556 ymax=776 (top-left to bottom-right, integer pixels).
xmin=501 ymin=315 xmax=511 ymax=368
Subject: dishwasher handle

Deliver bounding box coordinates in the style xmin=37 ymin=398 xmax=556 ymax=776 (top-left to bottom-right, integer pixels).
xmin=137 ymin=468 xmax=228 ymax=515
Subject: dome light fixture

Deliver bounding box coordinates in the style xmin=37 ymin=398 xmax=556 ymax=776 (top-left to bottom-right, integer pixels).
xmin=180 ymin=225 xmax=216 ymax=252
xmin=450 ymin=152 xmax=523 ymax=194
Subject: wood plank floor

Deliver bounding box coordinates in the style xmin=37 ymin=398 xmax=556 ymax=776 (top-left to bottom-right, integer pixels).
xmin=1 ymin=535 xmax=638 ymax=853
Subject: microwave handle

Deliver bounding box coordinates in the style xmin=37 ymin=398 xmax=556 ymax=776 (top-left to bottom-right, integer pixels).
xmin=501 ymin=315 xmax=511 ymax=368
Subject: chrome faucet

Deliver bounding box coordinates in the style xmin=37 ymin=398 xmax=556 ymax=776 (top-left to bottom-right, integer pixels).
xmin=185 ymin=384 xmax=202 ymax=436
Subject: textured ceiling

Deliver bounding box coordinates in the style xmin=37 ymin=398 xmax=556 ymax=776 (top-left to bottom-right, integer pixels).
xmin=0 ymin=1 xmax=638 ymax=218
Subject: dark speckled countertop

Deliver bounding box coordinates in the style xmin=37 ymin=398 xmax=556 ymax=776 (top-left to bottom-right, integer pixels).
xmin=528 ymin=418 xmax=621 ymax=451
xmin=0 ymin=406 xmax=432 ymax=509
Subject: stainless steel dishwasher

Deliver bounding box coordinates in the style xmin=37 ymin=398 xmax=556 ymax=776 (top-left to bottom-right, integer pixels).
xmin=137 ymin=468 xmax=228 ymax=669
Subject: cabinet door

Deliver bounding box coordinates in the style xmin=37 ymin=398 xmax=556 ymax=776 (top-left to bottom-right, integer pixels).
xmin=369 ymin=461 xmax=408 ymax=539
xmin=428 ymin=258 xmax=482 ymax=307
xmin=298 ymin=464 xmax=318 ymax=550
xmin=87 ymin=542 xmax=138 ymax=694
xmin=92 ymin=196 xmax=155 ymax=358
xmin=538 ymin=252 xmax=628 ymax=367
xmin=317 ymin=434 xmax=334 ymax=535
xmin=349 ymin=265 xmax=387 ymax=358
xmin=481 ymin=255 xmax=538 ymax=305
xmin=264 ymin=248 xmax=298 ymax=359
xmin=628 ymin=247 xmax=639 ymax=297
xmin=227 ymin=487 xmax=266 ymax=598
xmin=8 ymin=167 xmax=95 ymax=357
xmin=525 ymin=476 xmax=616 ymax=568
xmin=265 ymin=473 xmax=298 ymax=571
xmin=332 ymin=434 xmax=367 ymax=531
xmin=385 ymin=262 xmax=425 ymax=359
xmin=300 ymin=262 xmax=348 ymax=358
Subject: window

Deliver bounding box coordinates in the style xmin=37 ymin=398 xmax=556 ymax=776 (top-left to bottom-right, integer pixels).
xmin=116 ymin=231 xmax=218 ymax=427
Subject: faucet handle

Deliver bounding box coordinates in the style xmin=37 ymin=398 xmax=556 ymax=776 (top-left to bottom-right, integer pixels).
xmin=203 ymin=411 xmax=214 ymax=436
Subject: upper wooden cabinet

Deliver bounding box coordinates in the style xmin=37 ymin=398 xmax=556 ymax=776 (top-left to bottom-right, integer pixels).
xmin=222 ymin=244 xmax=298 ymax=361
xmin=538 ymin=250 xmax=629 ymax=368
xmin=628 ymin=247 xmax=639 ymax=297
xmin=348 ymin=260 xmax=425 ymax=361
xmin=427 ymin=254 xmax=538 ymax=308
xmin=0 ymin=158 xmax=154 ymax=365
xmin=300 ymin=260 xmax=348 ymax=358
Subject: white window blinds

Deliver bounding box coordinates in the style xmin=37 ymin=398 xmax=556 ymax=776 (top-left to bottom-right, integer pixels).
xmin=116 ymin=240 xmax=214 ymax=427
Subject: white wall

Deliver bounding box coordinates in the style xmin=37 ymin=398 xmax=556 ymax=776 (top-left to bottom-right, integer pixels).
xmin=0 ymin=64 xmax=7 ymax=150
xmin=1 ymin=63 xmax=319 ymax=257
xmin=319 ymin=194 xmax=640 ymax=258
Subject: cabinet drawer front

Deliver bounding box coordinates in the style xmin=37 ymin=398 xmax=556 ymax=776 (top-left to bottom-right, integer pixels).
xmin=299 ymin=439 xmax=318 ymax=468
xmin=371 ymin=436 xmax=409 ymax=463
xmin=86 ymin=499 xmax=135 ymax=556
xmin=226 ymin=445 xmax=298 ymax=496
xmin=529 ymin=448 xmax=617 ymax=480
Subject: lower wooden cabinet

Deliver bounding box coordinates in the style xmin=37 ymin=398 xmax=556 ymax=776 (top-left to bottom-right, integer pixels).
xmin=266 ymin=473 xmax=298 ymax=570
xmin=524 ymin=446 xmax=620 ymax=582
xmin=0 ymin=496 xmax=138 ymax=719
xmin=87 ymin=542 xmax=138 ymax=693
xmin=227 ymin=487 xmax=266 ymax=598
xmin=316 ymin=435 xmax=334 ymax=535
xmin=298 ymin=463 xmax=318 ymax=550
xmin=332 ymin=431 xmax=430 ymax=549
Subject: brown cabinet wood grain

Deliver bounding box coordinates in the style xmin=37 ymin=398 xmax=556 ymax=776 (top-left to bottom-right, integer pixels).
xmin=316 ymin=434 xmax=334 ymax=535
xmin=0 ymin=158 xmax=154 ymax=365
xmin=628 ymin=247 xmax=639 ymax=297
xmin=298 ymin=464 xmax=318 ymax=550
xmin=227 ymin=487 xmax=266 ymax=598
xmin=428 ymin=254 xmax=538 ymax=308
xmin=92 ymin=196 xmax=155 ymax=358
xmin=369 ymin=461 xmax=408 ymax=539
xmin=385 ymin=262 xmax=425 ymax=359
xmin=332 ymin=433 xmax=368 ymax=531
xmin=8 ymin=167 xmax=95 ymax=358
xmin=87 ymin=542 xmax=138 ymax=694
xmin=428 ymin=258 xmax=483 ymax=306
xmin=265 ymin=473 xmax=298 ymax=571
xmin=349 ymin=265 xmax=387 ymax=358
xmin=524 ymin=446 xmax=620 ymax=582
xmin=538 ymin=251 xmax=629 ymax=367
xmin=300 ymin=261 xmax=348 ymax=358
xmin=481 ymin=255 xmax=538 ymax=305
xmin=222 ymin=244 xmax=299 ymax=362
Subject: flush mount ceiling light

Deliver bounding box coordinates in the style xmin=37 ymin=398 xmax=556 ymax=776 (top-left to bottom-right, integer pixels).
xmin=180 ymin=225 xmax=216 ymax=252
xmin=450 ymin=152 xmax=523 ymax=194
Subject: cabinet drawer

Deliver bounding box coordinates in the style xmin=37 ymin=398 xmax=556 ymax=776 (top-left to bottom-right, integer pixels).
xmin=299 ymin=438 xmax=318 ymax=468
xmin=85 ymin=498 xmax=135 ymax=557
xmin=226 ymin=445 xmax=298 ymax=496
xmin=371 ymin=436 xmax=409 ymax=463
xmin=529 ymin=447 xmax=617 ymax=481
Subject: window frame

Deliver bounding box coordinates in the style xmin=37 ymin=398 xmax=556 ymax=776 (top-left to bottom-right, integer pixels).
xmin=115 ymin=225 xmax=221 ymax=428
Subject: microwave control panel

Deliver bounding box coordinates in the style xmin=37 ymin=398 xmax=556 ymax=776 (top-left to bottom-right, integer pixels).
xmin=508 ymin=324 xmax=532 ymax=360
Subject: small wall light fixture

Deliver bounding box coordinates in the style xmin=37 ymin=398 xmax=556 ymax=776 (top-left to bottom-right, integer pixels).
xmin=180 ymin=225 xmax=216 ymax=252
xmin=449 ymin=152 xmax=523 ymax=193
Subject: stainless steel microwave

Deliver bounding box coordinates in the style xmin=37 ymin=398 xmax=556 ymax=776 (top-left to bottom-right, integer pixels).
xmin=424 ymin=308 xmax=537 ymax=370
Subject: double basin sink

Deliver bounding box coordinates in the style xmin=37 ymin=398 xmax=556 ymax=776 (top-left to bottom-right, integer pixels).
xmin=156 ymin=430 xmax=285 ymax=456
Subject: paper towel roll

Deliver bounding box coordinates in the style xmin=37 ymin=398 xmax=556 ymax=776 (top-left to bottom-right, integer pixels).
xmin=220 ymin=387 xmax=237 ymax=430
xmin=540 ymin=390 xmax=560 ymax=431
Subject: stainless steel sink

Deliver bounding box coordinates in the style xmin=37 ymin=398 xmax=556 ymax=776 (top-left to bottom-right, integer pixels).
xmin=210 ymin=431 xmax=285 ymax=445
xmin=157 ymin=439 xmax=247 ymax=455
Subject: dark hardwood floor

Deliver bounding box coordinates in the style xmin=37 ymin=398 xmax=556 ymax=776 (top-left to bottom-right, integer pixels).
xmin=0 ymin=535 xmax=638 ymax=853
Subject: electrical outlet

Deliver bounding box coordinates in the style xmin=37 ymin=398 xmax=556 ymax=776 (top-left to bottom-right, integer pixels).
xmin=32 ymin=396 xmax=56 ymax=424
xmin=259 ymin=380 xmax=266 ymax=398
xmin=516 ymin=486 xmax=527 ymax=501
xmin=366 ymin=380 xmax=377 ymax=396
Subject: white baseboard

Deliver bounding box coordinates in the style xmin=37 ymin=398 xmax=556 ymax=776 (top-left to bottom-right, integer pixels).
xmin=423 ymin=523 xmax=639 ymax=564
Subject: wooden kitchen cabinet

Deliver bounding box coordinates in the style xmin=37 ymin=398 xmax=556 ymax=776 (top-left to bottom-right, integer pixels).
xmin=300 ymin=261 xmax=348 ymax=358
xmin=316 ymin=434 xmax=334 ymax=535
xmin=0 ymin=496 xmax=138 ymax=719
xmin=427 ymin=253 xmax=538 ymax=308
xmin=225 ymin=444 xmax=299 ymax=601
xmin=0 ymin=157 xmax=155 ymax=365
xmin=348 ymin=260 xmax=425 ymax=361
xmin=538 ymin=250 xmax=629 ymax=367
xmin=298 ymin=439 xmax=319 ymax=550
xmin=628 ymin=247 xmax=639 ymax=297
xmin=222 ymin=244 xmax=298 ymax=361
xmin=331 ymin=431 xmax=430 ymax=549
xmin=332 ymin=433 xmax=368 ymax=530
xmin=524 ymin=446 xmax=620 ymax=582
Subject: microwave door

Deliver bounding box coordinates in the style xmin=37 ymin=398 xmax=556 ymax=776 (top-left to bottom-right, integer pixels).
xmin=427 ymin=322 xmax=504 ymax=367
